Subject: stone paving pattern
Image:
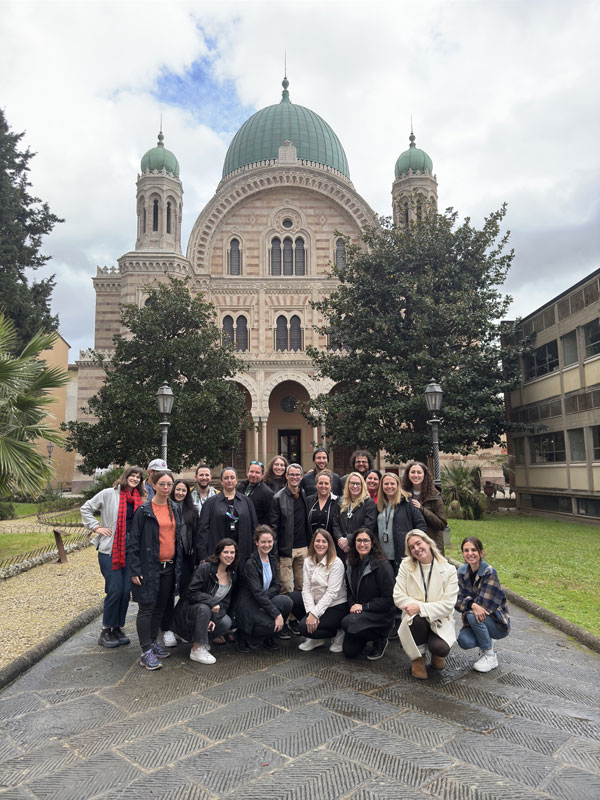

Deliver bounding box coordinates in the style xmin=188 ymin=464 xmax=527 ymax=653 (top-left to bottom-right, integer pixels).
xmin=0 ymin=604 xmax=599 ymax=799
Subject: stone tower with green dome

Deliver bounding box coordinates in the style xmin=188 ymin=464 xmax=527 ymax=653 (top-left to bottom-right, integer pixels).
xmin=392 ymin=130 xmax=437 ymax=227
xmin=135 ymin=131 xmax=183 ymax=252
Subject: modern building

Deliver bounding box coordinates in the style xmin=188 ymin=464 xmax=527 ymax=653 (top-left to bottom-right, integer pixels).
xmin=71 ymin=77 xmax=440 ymax=488
xmin=506 ymin=267 xmax=600 ymax=521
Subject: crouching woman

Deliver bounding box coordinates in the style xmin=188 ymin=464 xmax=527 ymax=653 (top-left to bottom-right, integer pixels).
xmin=394 ymin=530 xmax=458 ymax=679
xmin=173 ymin=538 xmax=238 ymax=665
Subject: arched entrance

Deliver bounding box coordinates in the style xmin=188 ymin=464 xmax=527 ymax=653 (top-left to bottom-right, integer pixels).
xmin=267 ymin=380 xmax=313 ymax=467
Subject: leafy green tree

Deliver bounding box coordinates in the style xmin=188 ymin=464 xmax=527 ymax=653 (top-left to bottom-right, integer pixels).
xmin=0 ymin=316 xmax=68 ymax=497
xmin=0 ymin=109 xmax=63 ymax=352
xmin=64 ymin=279 xmax=249 ymax=473
xmin=306 ymin=204 xmax=522 ymax=463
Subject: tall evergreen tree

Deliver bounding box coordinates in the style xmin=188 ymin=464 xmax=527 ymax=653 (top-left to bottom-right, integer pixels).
xmin=64 ymin=279 xmax=250 ymax=473
xmin=0 ymin=109 xmax=62 ymax=352
xmin=306 ymin=204 xmax=522 ymax=463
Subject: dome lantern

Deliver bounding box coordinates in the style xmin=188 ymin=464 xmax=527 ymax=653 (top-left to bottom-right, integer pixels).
xmin=394 ymin=131 xmax=433 ymax=178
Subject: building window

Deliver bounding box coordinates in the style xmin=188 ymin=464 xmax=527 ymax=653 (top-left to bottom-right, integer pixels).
xmin=593 ymin=426 xmax=600 ymax=460
xmin=282 ymin=217 xmax=293 ymax=229
xmin=512 ymin=438 xmax=526 ymax=465
xmin=520 ymin=493 xmax=572 ymax=514
xmin=403 ymin=201 xmax=409 ymax=226
xmin=275 ymin=316 xmax=288 ymax=351
xmin=335 ymin=238 xmax=346 ymax=269
xmin=568 ymin=428 xmax=586 ymax=461
xmin=236 ymin=315 xmax=248 ymax=351
xmin=271 ymin=236 xmax=306 ymax=275
xmin=271 ymin=237 xmax=281 ymax=275
xmin=143 ymin=207 xmax=147 ymax=234
xmin=577 ymin=497 xmax=600 ymax=517
xmin=561 ymin=330 xmax=578 ymax=366
xmin=166 ymin=202 xmax=172 ymax=234
xmin=229 ymin=238 xmax=241 ymax=275
xmin=583 ymin=318 xmax=600 ymax=359
xmin=274 ymin=315 xmax=303 ymax=351
xmin=530 ymin=432 xmax=566 ymax=463
xmin=152 ymin=199 xmax=159 ymax=232
xmin=524 ymin=340 xmax=559 ymax=381
xmin=222 ymin=315 xmax=234 ymax=345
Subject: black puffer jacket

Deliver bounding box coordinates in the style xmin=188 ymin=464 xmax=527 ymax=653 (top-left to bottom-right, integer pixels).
xmin=173 ymin=561 xmax=237 ymax=641
xmin=128 ymin=500 xmax=183 ymax=606
xmin=344 ymin=556 xmax=395 ymax=635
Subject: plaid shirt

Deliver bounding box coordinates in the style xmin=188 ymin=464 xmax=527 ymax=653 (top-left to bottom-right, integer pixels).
xmin=456 ymin=561 xmax=510 ymax=631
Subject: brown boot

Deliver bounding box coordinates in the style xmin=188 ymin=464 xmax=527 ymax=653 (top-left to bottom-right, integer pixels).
xmin=430 ymin=655 xmax=445 ymax=670
xmin=411 ymin=655 xmax=428 ymax=679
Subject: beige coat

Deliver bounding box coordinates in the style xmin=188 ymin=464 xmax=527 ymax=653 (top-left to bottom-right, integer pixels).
xmin=393 ymin=557 xmax=458 ymax=661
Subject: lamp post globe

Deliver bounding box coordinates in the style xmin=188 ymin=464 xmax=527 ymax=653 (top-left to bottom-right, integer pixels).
xmin=156 ymin=383 xmax=175 ymax=462
xmin=424 ymin=379 xmax=443 ymax=489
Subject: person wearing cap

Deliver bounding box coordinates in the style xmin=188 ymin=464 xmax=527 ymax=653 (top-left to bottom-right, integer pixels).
xmin=237 ymin=460 xmax=274 ymax=526
xmin=300 ymin=448 xmax=342 ymax=497
xmin=145 ymin=458 xmax=169 ymax=500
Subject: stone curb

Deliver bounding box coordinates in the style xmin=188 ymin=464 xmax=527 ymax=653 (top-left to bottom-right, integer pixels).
xmin=0 ymin=601 xmax=103 ymax=691
xmin=448 ymin=557 xmax=600 ymax=655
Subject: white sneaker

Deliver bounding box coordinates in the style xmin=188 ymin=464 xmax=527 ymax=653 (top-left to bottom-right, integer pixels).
xmin=162 ymin=630 xmax=177 ymax=647
xmin=190 ymin=645 xmax=216 ymax=665
xmin=329 ymin=630 xmax=345 ymax=653
xmin=473 ymin=652 xmax=498 ymax=672
xmin=298 ymin=638 xmax=326 ymax=652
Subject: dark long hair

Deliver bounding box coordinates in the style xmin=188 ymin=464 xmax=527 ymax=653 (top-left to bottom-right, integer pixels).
xmin=171 ymin=480 xmax=196 ymax=527
xmin=114 ymin=466 xmax=146 ymax=497
xmin=401 ymin=461 xmax=436 ymax=498
xmin=209 ymin=538 xmax=239 ymax=571
xmin=347 ymin=526 xmax=386 ymax=566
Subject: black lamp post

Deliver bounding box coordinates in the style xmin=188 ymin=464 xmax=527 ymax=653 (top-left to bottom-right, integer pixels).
xmin=47 ymin=442 xmax=54 ymax=461
xmin=424 ymin=379 xmax=443 ymax=490
xmin=156 ymin=383 xmax=174 ymax=463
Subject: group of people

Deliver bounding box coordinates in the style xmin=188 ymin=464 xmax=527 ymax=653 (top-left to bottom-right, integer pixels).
xmin=80 ymin=448 xmax=510 ymax=675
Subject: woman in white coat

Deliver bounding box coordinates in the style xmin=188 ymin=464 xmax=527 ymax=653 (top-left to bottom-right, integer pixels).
xmin=393 ymin=529 xmax=458 ymax=679
xmin=80 ymin=466 xmax=145 ymax=648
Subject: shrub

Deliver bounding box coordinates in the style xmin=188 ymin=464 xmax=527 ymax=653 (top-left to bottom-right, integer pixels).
xmin=0 ymin=501 xmax=16 ymax=520
xmin=441 ymin=463 xmax=484 ymax=520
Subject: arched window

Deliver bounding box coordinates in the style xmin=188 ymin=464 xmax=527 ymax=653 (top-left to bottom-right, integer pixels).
xmin=152 ymin=199 xmax=159 ymax=232
xmin=222 ymin=315 xmax=234 ymax=346
xmin=142 ymin=207 xmax=147 ymax=234
xmin=229 ymin=238 xmax=241 ymax=275
xmin=403 ymin=201 xmax=409 ymax=226
xmin=236 ymin=315 xmax=248 ymax=351
xmin=166 ymin=202 xmax=172 ymax=234
xmin=271 ymin=237 xmax=281 ymax=275
xmin=416 ymin=202 xmax=422 ymax=223
xmin=283 ymin=237 xmax=294 ymax=276
xmin=335 ymin=238 xmax=346 ymax=268
xmin=289 ymin=315 xmax=302 ymax=351
xmin=295 ymin=237 xmax=305 ymax=275
xmin=275 ymin=316 xmax=288 ymax=351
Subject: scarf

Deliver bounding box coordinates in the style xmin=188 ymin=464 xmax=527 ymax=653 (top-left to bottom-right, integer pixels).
xmin=112 ymin=488 xmax=142 ymax=570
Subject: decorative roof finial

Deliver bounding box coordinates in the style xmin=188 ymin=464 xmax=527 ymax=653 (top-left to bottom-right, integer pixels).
xmin=281 ymin=70 xmax=290 ymax=104
xmin=409 ymin=123 xmax=416 ymax=148
xmin=157 ymin=130 xmax=165 ymax=148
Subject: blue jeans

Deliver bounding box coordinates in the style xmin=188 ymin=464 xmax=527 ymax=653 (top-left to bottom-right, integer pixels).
xmin=457 ymin=612 xmax=509 ymax=651
xmin=98 ymin=552 xmax=131 ymax=628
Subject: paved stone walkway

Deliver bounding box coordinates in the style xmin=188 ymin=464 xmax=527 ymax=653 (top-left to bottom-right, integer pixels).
xmin=1 ymin=604 xmax=599 ymax=800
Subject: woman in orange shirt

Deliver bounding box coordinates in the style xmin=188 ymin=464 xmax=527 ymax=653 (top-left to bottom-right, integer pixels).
xmin=129 ymin=470 xmax=183 ymax=670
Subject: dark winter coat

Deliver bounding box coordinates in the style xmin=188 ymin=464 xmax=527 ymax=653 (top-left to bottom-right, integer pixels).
xmin=337 ymin=496 xmax=377 ymax=541
xmin=234 ymin=549 xmax=283 ymax=634
xmin=270 ymin=486 xmax=311 ymax=557
xmin=301 ymin=469 xmax=343 ymax=497
xmin=197 ymin=491 xmax=258 ymax=564
xmin=237 ymin=479 xmax=274 ymax=526
xmin=306 ymin=493 xmax=342 ymax=541
xmin=128 ymin=500 xmax=183 ymax=606
xmin=173 ymin=561 xmax=238 ymax=641
xmin=375 ymin=499 xmax=426 ymax=564
xmin=412 ymin=490 xmax=447 ymax=553
xmin=344 ymin=556 xmax=395 ymax=635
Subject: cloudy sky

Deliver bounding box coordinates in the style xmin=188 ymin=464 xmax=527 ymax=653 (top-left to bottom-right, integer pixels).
xmin=2 ymin=0 xmax=599 ymax=357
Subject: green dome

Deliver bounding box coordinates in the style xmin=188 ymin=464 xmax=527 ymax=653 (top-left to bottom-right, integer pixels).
xmin=395 ymin=132 xmax=433 ymax=177
xmin=141 ymin=132 xmax=179 ymax=177
xmin=222 ymin=78 xmax=350 ymax=180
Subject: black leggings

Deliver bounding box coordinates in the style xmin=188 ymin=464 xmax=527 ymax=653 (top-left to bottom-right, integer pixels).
xmin=289 ymin=592 xmax=348 ymax=639
xmin=410 ymin=614 xmax=450 ymax=657
xmin=136 ymin=564 xmax=175 ymax=652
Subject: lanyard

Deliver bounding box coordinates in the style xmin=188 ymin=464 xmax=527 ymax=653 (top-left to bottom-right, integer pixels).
xmin=419 ymin=562 xmax=433 ymax=602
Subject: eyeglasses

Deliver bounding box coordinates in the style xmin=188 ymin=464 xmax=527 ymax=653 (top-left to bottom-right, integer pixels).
xmin=355 ymin=538 xmax=371 ymax=544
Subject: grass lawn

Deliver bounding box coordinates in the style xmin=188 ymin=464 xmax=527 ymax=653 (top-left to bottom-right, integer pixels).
xmin=0 ymin=532 xmax=60 ymax=559
xmin=446 ymin=513 xmax=600 ymax=637
xmin=14 ymin=503 xmax=39 ymax=517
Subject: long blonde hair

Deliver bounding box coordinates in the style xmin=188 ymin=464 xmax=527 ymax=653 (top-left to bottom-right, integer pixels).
xmin=340 ymin=472 xmax=369 ymax=512
xmin=376 ymin=472 xmax=410 ymax=511
xmin=403 ymin=530 xmax=446 ymax=569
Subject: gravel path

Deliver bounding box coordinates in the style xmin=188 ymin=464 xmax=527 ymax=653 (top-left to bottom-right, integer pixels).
xmin=0 ymin=546 xmax=104 ymax=670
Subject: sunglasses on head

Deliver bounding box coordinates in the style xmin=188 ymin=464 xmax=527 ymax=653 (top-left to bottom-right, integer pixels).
xmin=250 ymin=460 xmax=264 ymax=467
